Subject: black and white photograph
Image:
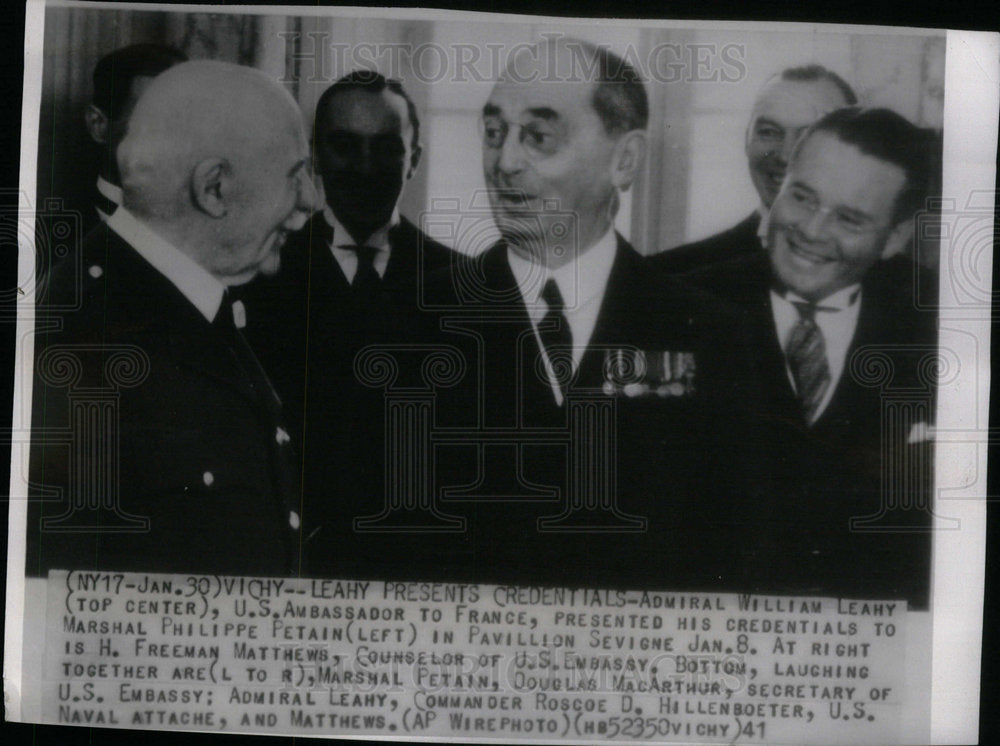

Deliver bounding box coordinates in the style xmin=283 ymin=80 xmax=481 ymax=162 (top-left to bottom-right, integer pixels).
xmin=3 ymin=1 xmax=995 ymax=744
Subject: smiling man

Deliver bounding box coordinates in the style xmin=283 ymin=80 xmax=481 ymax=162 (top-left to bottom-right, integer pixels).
xmin=690 ymin=106 xmax=938 ymax=606
xmin=28 ymin=61 xmax=317 ymax=577
xmin=652 ymin=64 xmax=856 ymax=273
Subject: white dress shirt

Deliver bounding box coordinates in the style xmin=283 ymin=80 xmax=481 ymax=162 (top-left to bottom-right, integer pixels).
xmin=95 ymin=176 xmax=122 ymax=223
xmin=756 ymin=204 xmax=770 ymax=246
xmin=107 ymin=207 xmax=226 ymax=324
xmin=770 ymin=283 xmax=862 ymax=423
xmin=507 ymin=226 xmax=618 ymax=405
xmin=323 ymin=205 xmax=399 ymax=283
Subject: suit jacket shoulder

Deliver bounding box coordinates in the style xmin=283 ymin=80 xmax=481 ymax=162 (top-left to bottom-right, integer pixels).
xmin=648 ymin=212 xmax=762 ymax=275
xmin=394 ymin=215 xmax=464 ymax=272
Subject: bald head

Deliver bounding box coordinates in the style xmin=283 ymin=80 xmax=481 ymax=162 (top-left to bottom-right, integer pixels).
xmin=118 ymin=61 xmax=316 ymax=284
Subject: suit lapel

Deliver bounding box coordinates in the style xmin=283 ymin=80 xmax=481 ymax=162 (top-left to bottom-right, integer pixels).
xmin=303 ymin=213 xmax=351 ymax=294
xmin=739 ymin=259 xmax=806 ymax=427
xmin=383 ymin=218 xmax=417 ymax=287
xmin=476 ymin=243 xmax=561 ymax=424
xmin=811 ymin=285 xmax=877 ymax=429
xmin=577 ymin=236 xmax=640 ymax=389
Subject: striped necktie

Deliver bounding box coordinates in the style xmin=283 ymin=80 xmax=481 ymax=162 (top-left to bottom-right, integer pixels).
xmin=786 ymin=302 xmax=831 ymax=424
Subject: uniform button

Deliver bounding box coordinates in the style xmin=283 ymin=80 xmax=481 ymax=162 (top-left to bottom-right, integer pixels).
xmin=275 ymin=427 xmax=291 ymax=445
xmin=202 ymin=471 xmax=214 ymax=487
xmin=88 ymin=265 xmax=103 ymax=279
xmin=232 ymin=300 xmax=247 ymax=329
xmin=289 ymin=511 xmax=301 ymax=530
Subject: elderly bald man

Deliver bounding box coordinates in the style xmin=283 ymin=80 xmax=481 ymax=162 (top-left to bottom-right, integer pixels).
xmin=27 ymin=61 xmax=316 ymax=577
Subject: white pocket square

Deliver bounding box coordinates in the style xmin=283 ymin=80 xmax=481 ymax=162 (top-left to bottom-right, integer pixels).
xmin=907 ymin=421 xmax=935 ymax=444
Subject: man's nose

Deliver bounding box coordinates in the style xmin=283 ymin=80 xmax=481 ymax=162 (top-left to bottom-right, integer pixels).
xmin=299 ymin=172 xmax=319 ymax=213
xmin=495 ymin=129 xmax=527 ymax=175
xmin=351 ymin=140 xmax=375 ymax=173
xmin=799 ymin=207 xmax=834 ymax=241
xmin=778 ymin=127 xmax=806 ymax=165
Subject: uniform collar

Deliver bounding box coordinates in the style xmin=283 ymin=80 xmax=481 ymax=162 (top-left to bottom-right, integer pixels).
xmin=96 ymin=176 xmax=122 ymax=206
xmin=106 ymin=207 xmax=226 ymax=323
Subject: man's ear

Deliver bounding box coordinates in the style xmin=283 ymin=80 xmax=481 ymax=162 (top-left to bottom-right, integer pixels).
xmin=406 ymin=143 xmax=422 ymax=181
xmin=881 ymin=215 xmax=915 ymax=259
xmin=611 ymin=130 xmax=647 ymax=192
xmin=191 ymin=158 xmax=231 ymax=219
xmin=84 ymin=105 xmax=109 ymax=145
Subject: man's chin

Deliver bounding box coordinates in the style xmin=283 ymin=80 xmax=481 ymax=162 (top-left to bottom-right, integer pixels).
xmin=496 ymin=219 xmax=544 ymax=249
xmin=329 ymin=197 xmax=394 ymax=229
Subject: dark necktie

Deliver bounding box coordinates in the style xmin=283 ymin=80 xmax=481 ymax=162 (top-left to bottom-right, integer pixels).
xmin=539 ymin=278 xmax=573 ymax=401
xmin=342 ymin=245 xmax=381 ymax=297
xmin=786 ymin=302 xmax=831 ymax=424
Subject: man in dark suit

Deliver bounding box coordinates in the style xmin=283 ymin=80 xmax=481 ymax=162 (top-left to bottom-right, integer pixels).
xmin=691 ymin=107 xmax=938 ymax=607
xmin=81 ymin=44 xmax=187 ymax=234
xmin=26 ymin=61 xmax=317 ymax=577
xmin=651 ymin=64 xmax=856 ymax=273
xmin=240 ymin=71 xmax=466 ymax=577
xmin=425 ymin=38 xmax=754 ymax=591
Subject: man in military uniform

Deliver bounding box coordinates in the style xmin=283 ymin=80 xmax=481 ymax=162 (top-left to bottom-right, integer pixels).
xmin=27 ymin=61 xmax=317 ymax=577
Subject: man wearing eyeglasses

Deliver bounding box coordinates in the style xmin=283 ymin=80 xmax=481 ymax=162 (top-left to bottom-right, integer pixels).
xmin=650 ymin=64 xmax=856 ymax=274
xmin=441 ymin=37 xmax=754 ymax=591
xmin=690 ymin=106 xmax=938 ymax=607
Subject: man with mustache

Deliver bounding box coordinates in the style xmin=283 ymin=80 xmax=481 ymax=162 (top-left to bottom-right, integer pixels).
xmin=652 ymin=64 xmax=856 ymax=273
xmin=691 ymin=106 xmax=938 ymax=606
xmin=28 ymin=61 xmax=317 ymax=576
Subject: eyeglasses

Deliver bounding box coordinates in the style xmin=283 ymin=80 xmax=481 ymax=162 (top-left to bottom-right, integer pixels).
xmin=779 ymin=185 xmax=887 ymax=237
xmin=479 ymin=115 xmax=562 ymax=160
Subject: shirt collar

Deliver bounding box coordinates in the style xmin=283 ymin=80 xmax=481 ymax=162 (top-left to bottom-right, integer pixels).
xmin=507 ymin=225 xmax=618 ymax=312
xmin=323 ymin=204 xmax=399 ymax=254
xmin=757 ymin=203 xmax=771 ymax=247
xmin=96 ymin=176 xmax=123 ymax=207
xmin=106 ymin=207 xmax=226 ymax=323
xmin=777 ymin=283 xmax=861 ymax=312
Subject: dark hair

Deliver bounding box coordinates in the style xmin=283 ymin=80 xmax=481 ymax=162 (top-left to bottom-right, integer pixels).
xmin=794 ymin=106 xmax=933 ymax=222
xmin=314 ymin=70 xmax=420 ymax=151
xmin=779 ymin=64 xmax=858 ymax=106
xmin=560 ymin=39 xmax=648 ymax=135
xmin=92 ymin=44 xmax=187 ymax=120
